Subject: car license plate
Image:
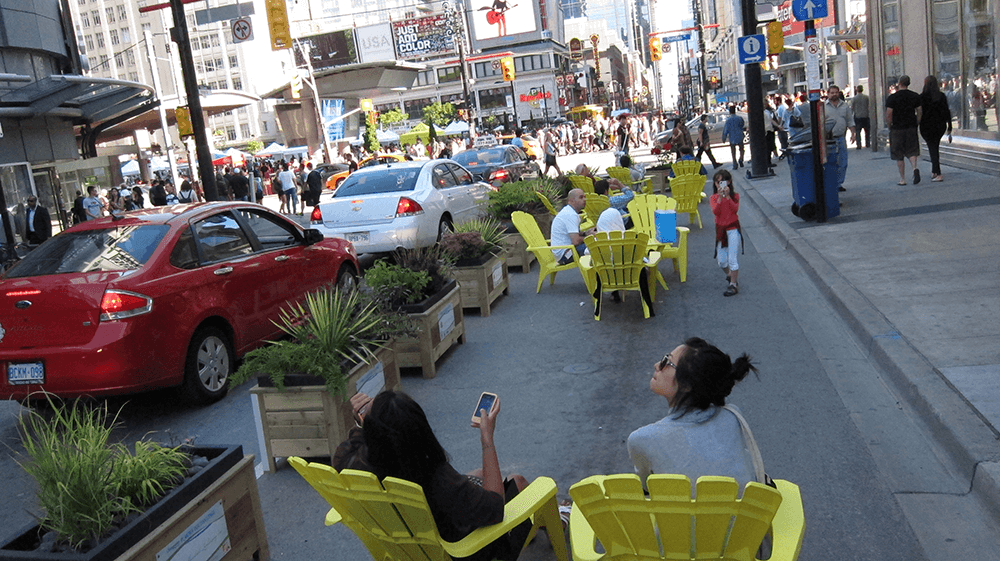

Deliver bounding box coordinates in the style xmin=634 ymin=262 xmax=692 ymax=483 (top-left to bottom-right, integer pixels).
xmin=345 ymin=232 xmax=369 ymax=244
xmin=7 ymin=361 xmax=44 ymax=385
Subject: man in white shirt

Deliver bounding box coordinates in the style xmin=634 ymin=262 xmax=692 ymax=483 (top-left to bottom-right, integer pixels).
xmin=82 ymin=185 xmax=103 ymax=221
xmin=277 ymin=164 xmax=299 ymax=214
xmin=549 ymin=188 xmax=591 ymax=264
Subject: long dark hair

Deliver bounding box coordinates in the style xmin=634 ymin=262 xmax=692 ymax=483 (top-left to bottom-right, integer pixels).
xmin=362 ymin=391 xmax=449 ymax=486
xmin=922 ymin=75 xmax=944 ymax=102
xmin=672 ymin=337 xmax=757 ymax=415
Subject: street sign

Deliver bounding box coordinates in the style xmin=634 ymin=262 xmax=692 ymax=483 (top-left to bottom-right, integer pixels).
xmin=661 ymin=33 xmax=691 ymax=43
xmin=196 ymin=2 xmax=254 ymax=26
xmin=804 ymin=37 xmax=821 ymax=96
xmin=791 ymin=0 xmax=828 ymax=21
xmin=231 ymin=17 xmax=253 ymax=43
xmin=737 ymin=34 xmax=767 ymax=64
xmin=265 ymin=0 xmax=291 ymax=50
xmin=555 ymin=75 xmax=564 ymax=86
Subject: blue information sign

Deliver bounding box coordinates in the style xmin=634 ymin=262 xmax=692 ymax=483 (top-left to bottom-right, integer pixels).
xmin=737 ymin=35 xmax=766 ymax=64
xmin=791 ymin=0 xmax=828 ymax=21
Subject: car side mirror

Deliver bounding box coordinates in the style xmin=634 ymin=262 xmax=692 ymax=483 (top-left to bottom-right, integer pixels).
xmin=303 ymin=228 xmax=324 ymax=245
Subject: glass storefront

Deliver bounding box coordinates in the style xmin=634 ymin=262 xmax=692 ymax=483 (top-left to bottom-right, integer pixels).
xmin=930 ymin=0 xmax=997 ymax=137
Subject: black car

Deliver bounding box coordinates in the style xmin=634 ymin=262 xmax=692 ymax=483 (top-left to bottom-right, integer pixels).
xmin=312 ymin=163 xmax=350 ymax=183
xmin=452 ymin=145 xmax=539 ymax=187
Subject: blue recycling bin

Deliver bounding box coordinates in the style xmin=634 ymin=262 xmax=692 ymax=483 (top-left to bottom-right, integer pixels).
xmin=787 ymin=145 xmax=840 ymax=220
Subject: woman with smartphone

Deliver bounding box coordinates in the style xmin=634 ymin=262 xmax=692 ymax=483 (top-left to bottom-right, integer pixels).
xmin=627 ymin=338 xmax=759 ymax=491
xmin=710 ymin=169 xmax=743 ymax=297
xmin=337 ymin=390 xmax=530 ymax=561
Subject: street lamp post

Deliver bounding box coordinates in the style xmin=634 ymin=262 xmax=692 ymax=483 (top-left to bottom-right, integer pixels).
xmin=443 ymin=1 xmax=476 ymax=137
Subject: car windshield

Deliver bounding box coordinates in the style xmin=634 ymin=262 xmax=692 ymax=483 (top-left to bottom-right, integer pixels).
xmin=334 ymin=167 xmax=421 ymax=197
xmin=453 ymin=149 xmax=505 ymax=166
xmin=4 ymin=225 xmax=169 ymax=277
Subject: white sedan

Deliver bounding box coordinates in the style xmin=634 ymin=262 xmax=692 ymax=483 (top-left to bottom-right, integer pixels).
xmin=308 ymin=159 xmax=492 ymax=254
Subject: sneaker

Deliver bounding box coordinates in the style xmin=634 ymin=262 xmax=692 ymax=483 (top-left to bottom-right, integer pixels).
xmin=913 ymin=169 xmax=921 ymax=184
xmin=713 ymin=163 xmax=723 ymax=169
xmin=724 ymin=283 xmax=739 ymax=297
xmin=732 ymin=164 xmax=739 ymax=170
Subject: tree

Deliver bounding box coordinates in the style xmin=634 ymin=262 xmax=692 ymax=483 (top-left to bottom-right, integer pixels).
xmin=422 ymin=102 xmax=456 ymax=129
xmin=363 ymin=112 xmax=381 ymax=154
xmin=380 ymin=109 xmax=408 ymax=127
xmin=246 ymin=139 xmax=264 ymax=155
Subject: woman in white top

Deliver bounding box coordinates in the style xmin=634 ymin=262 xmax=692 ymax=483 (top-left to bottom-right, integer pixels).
xmin=627 ymin=337 xmax=759 ymax=491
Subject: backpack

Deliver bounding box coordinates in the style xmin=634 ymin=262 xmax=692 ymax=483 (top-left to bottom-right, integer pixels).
xmin=178 ymin=189 xmax=195 ymax=203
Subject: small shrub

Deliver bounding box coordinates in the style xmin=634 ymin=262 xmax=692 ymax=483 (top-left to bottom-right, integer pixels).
xmin=440 ymin=231 xmax=489 ymax=262
xmin=487 ymin=178 xmax=562 ymax=219
xmin=364 ymin=260 xmax=432 ymax=308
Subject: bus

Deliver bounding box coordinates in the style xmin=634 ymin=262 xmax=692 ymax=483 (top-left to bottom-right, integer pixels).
xmin=565 ymin=105 xmax=606 ymax=124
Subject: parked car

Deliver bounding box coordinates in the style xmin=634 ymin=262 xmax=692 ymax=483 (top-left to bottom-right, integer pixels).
xmin=499 ymin=134 xmax=543 ymax=159
xmin=309 ymin=159 xmax=491 ymax=254
xmin=313 ymin=163 xmax=350 ymax=184
xmin=655 ymin=111 xmax=749 ymax=149
xmin=0 ymin=203 xmax=359 ymax=404
xmin=452 ymin=145 xmax=540 ymax=187
xmin=325 ymin=154 xmax=406 ymax=191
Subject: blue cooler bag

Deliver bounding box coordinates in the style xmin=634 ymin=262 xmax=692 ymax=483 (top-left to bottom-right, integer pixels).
xmin=654 ymin=210 xmax=677 ymax=243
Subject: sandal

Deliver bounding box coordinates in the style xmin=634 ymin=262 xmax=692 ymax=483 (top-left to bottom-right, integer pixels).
xmin=559 ymin=500 xmax=573 ymax=529
xmin=897 ymin=180 xmax=907 ymax=186
xmin=724 ymin=283 xmax=739 ymax=297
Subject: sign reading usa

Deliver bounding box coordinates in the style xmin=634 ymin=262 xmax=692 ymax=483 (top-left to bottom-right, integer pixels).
xmin=392 ymin=15 xmax=455 ymax=60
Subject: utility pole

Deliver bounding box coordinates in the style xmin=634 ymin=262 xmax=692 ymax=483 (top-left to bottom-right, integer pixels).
xmin=143 ymin=29 xmax=179 ymax=188
xmin=741 ymin=0 xmax=771 ymax=178
xmin=693 ymin=0 xmax=709 ymax=113
xmin=167 ymin=0 xmax=218 ymax=200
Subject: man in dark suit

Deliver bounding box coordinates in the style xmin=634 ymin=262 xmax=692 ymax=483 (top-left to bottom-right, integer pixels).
xmin=25 ymin=196 xmax=51 ymax=245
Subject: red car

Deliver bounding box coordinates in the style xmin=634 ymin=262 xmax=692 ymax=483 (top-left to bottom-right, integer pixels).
xmin=0 ymin=203 xmax=359 ymax=404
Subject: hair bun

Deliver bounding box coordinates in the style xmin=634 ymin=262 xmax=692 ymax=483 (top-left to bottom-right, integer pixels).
xmin=731 ymin=354 xmax=757 ymax=382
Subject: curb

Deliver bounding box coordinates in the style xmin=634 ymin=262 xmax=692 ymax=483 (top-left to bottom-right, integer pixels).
xmin=737 ymin=175 xmax=1000 ymax=517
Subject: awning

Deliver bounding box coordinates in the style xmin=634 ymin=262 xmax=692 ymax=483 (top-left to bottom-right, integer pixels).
xmin=94 ymin=89 xmax=261 ymax=144
xmin=0 ymin=74 xmax=152 ymax=122
xmin=262 ymin=61 xmax=426 ymax=101
xmin=442 ymin=121 xmax=469 ymax=135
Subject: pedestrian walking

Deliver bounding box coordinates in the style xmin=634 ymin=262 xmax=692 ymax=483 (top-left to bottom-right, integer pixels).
xmin=278 ymin=163 xmax=299 ymax=214
xmin=851 ymin=85 xmax=871 ymax=149
xmin=695 ymin=114 xmax=721 ymax=168
xmin=722 ymin=105 xmax=746 ymax=170
xmin=825 ymin=85 xmax=855 ymax=192
xmin=919 ymin=75 xmax=952 ymax=182
xmin=543 ymin=130 xmax=561 ymax=176
xmin=710 ymin=169 xmax=743 ymax=297
xmin=885 ymin=75 xmax=923 ymax=185
xmin=24 ymin=196 xmax=51 ymax=245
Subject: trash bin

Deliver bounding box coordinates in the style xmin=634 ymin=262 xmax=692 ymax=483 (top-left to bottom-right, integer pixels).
xmin=787 ymin=144 xmax=841 ymax=221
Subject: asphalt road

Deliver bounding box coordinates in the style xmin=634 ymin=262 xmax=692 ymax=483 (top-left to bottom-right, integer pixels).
xmin=0 ymin=147 xmax=969 ymax=560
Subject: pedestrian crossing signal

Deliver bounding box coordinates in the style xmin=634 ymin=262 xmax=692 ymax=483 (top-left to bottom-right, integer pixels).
xmin=649 ymin=37 xmax=662 ymax=61
xmin=500 ymin=57 xmax=515 ymax=81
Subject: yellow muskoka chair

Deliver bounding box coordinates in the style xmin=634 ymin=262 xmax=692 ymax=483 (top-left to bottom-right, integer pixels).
xmin=579 ymin=231 xmax=660 ymax=320
xmin=669 ymin=159 xmax=705 ymax=178
xmin=511 ymin=211 xmax=587 ymax=293
xmin=568 ymin=474 xmax=805 ymax=561
xmin=627 ymin=194 xmax=690 ymax=283
xmin=568 ymin=174 xmax=596 ymax=194
xmin=583 ymin=193 xmax=611 ymax=227
xmin=535 ymin=191 xmax=558 ymax=216
xmin=289 ymin=457 xmax=569 ymax=561
xmin=669 ymin=173 xmax=707 ymax=228
xmin=539 ymin=191 xmax=594 ymax=229
xmin=607 ymin=166 xmax=653 ymax=194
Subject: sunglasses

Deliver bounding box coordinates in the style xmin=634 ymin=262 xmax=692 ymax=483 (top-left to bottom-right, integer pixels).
xmin=658 ymin=355 xmax=677 ymax=370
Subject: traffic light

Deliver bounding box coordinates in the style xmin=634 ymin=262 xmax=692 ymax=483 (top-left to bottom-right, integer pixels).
xmin=500 ymin=57 xmax=515 ymax=81
xmin=290 ymin=73 xmax=302 ymax=99
xmin=649 ymin=37 xmax=662 ymax=61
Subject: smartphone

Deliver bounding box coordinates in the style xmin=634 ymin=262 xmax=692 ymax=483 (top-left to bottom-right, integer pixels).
xmin=470 ymin=392 xmax=498 ymax=426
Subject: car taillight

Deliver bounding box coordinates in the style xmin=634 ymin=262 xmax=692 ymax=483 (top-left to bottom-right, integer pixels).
xmin=490 ymin=169 xmax=510 ymax=183
xmin=395 ymin=197 xmax=424 ymax=217
xmin=100 ymin=290 xmax=153 ymax=321
xmin=310 ymin=206 xmax=323 ymax=224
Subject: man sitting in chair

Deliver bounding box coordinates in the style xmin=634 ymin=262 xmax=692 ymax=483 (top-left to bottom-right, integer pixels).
xmin=574 ymin=163 xmax=627 ymax=191
xmin=594 ymin=179 xmax=633 ymax=229
xmin=551 ymin=188 xmax=593 ymax=264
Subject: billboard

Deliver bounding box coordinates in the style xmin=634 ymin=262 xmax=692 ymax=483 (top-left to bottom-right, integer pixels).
xmin=293 ymin=29 xmax=358 ymax=71
xmin=357 ymin=23 xmax=395 ymax=63
xmin=321 ymin=99 xmax=346 ymax=143
xmin=392 ymin=15 xmax=456 ymax=60
xmin=470 ymin=0 xmax=537 ymax=41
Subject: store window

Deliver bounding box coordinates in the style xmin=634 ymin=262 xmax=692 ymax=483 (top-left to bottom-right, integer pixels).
xmin=475 ymin=61 xmax=501 ymax=79
xmin=930 ymin=0 xmax=996 ymax=136
xmin=437 ymin=66 xmax=461 ymax=83
xmin=478 ymin=87 xmax=509 ymax=110
xmin=404 ymin=97 xmax=435 ymax=116
xmin=415 ymin=70 xmax=434 ymax=87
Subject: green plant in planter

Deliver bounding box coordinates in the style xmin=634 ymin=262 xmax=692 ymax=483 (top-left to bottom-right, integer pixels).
xmin=16 ymin=397 xmax=190 ymax=550
xmin=441 ymin=217 xmax=505 ymax=263
xmin=231 ymin=286 xmax=412 ymax=396
xmin=487 ymin=177 xmax=563 ymax=220
xmin=365 ymin=246 xmax=454 ymax=310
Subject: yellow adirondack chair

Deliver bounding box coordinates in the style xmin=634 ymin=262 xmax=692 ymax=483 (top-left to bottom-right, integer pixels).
xmin=607 ymin=166 xmax=653 ymax=194
xmin=289 ymin=457 xmax=569 ymax=561
xmin=670 ymin=159 xmax=705 ymax=178
xmin=627 ymin=194 xmax=690 ymax=283
xmin=511 ymin=210 xmax=588 ymax=293
xmin=568 ymin=174 xmax=595 ymax=194
xmin=579 ymin=231 xmax=660 ymax=320
xmin=670 ymin=173 xmax=707 ymax=228
xmin=583 ymin=193 xmax=611 ymax=226
xmin=536 ymin=191 xmax=558 ymax=216
xmin=568 ymin=474 xmax=805 ymax=561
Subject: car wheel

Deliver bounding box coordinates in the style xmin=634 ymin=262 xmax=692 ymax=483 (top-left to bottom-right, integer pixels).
xmin=337 ymin=264 xmax=358 ymax=291
xmin=181 ymin=326 xmax=232 ymax=404
xmin=437 ymin=217 xmax=453 ymax=242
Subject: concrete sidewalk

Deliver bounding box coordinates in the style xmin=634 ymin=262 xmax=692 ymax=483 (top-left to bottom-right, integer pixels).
xmin=732 ymin=146 xmax=1000 ymax=513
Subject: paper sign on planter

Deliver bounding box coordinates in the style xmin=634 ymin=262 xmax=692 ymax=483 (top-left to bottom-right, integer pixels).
xmin=438 ymin=303 xmax=455 ymax=338
xmin=357 ymin=361 xmax=386 ymax=397
xmin=157 ymin=500 xmax=231 ymax=561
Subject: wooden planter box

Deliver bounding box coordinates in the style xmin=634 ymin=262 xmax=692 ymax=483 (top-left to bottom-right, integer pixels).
xmin=0 ymin=446 xmax=269 ymax=561
xmin=395 ymin=280 xmax=465 ymax=379
xmin=501 ymin=233 xmax=535 ymax=273
xmin=451 ymin=253 xmax=509 ymax=316
xmin=647 ymin=168 xmax=672 ymax=194
xmin=249 ymin=345 xmax=401 ymax=472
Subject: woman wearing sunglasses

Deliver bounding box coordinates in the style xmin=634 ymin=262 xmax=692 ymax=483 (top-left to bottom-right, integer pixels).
xmin=627 ymin=337 xmax=759 ymax=490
